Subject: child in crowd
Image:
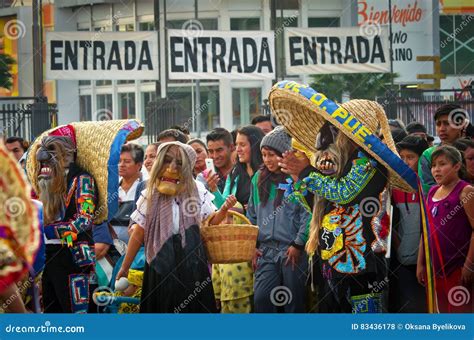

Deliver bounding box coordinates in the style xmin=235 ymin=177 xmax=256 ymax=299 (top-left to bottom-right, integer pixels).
xmin=390 ymin=135 xmax=429 ymax=312
xmin=417 ymin=145 xmax=474 ymax=312
xmin=247 ymin=127 xmax=310 ymax=313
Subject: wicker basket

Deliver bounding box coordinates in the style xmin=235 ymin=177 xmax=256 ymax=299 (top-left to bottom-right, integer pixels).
xmin=201 ymin=210 xmax=258 ymax=264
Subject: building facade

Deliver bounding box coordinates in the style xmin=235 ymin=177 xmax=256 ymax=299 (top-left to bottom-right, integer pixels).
xmin=1 ymin=0 xmax=472 ymax=140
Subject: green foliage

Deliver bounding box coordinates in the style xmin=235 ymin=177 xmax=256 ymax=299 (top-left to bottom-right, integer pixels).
xmin=0 ymin=54 xmax=16 ymax=90
xmin=310 ymin=73 xmax=397 ymax=102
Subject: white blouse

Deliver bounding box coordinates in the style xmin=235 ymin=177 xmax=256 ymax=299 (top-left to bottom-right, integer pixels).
xmin=130 ymin=180 xmax=216 ymax=234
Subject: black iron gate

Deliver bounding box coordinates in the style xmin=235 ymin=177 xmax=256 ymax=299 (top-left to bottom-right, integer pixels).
xmin=377 ymin=89 xmax=474 ymax=136
xmin=0 ymin=97 xmax=57 ymax=141
xmin=145 ymin=98 xmax=182 ymax=144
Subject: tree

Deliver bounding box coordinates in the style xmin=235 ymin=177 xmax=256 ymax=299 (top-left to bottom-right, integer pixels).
xmin=0 ymin=53 xmax=16 ymax=90
xmin=310 ymin=72 xmax=397 ymax=102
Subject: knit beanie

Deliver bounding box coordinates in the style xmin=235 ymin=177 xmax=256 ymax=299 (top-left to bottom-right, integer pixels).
xmin=260 ymin=126 xmax=291 ymax=155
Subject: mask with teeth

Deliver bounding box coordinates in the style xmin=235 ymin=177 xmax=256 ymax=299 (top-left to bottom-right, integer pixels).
xmin=35 ymin=136 xmax=76 ymax=224
xmin=156 ymin=167 xmax=182 ymax=196
xmin=314 ymin=122 xmax=340 ymax=176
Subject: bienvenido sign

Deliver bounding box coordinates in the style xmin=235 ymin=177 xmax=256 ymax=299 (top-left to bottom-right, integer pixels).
xmin=168 ymin=30 xmax=275 ymax=80
xmin=358 ymin=0 xmax=434 ymax=83
xmin=285 ymin=27 xmax=390 ymax=74
xmin=46 ymin=31 xmax=159 ymax=80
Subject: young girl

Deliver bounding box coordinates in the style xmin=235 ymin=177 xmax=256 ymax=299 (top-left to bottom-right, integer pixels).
xmin=117 ymin=141 xmax=236 ymax=313
xmin=247 ymin=126 xmax=310 ymax=313
xmin=417 ymin=145 xmax=474 ymax=312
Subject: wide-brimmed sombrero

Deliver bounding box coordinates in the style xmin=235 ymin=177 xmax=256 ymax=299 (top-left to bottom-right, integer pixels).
xmin=26 ymin=120 xmax=144 ymax=224
xmin=269 ymin=80 xmax=417 ymax=193
xmin=0 ymin=142 xmax=40 ymax=292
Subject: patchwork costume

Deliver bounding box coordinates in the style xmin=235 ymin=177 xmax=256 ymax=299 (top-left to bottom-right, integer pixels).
xmin=269 ymin=81 xmax=421 ymax=313
xmin=27 ymin=120 xmax=143 ymax=313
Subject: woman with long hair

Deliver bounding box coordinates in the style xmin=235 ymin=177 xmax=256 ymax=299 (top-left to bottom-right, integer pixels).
xmin=117 ymin=141 xmax=236 ymax=313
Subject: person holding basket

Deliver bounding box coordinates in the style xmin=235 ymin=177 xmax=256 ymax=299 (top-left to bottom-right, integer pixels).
xmin=117 ymin=141 xmax=236 ymax=313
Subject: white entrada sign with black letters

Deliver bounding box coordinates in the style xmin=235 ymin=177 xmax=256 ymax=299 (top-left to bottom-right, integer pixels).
xmin=46 ymin=31 xmax=159 ymax=80
xmin=285 ymin=27 xmax=390 ymax=75
xmin=168 ymin=30 xmax=275 ymax=80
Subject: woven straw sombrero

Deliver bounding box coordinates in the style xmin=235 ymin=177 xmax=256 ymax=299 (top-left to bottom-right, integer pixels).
xmin=0 ymin=142 xmax=40 ymax=291
xmin=269 ymin=81 xmax=417 ymax=193
xmin=26 ymin=120 xmax=144 ymax=224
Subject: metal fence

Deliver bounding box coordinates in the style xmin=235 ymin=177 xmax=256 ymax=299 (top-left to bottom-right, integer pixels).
xmin=377 ymin=89 xmax=474 ymax=136
xmin=0 ymin=97 xmax=57 ymax=142
xmin=144 ymin=98 xmax=181 ymax=144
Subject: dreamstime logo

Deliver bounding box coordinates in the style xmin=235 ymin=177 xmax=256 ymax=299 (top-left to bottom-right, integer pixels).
xmin=360 ymin=197 xmax=381 ymax=218
xmin=92 ymin=286 xmax=115 ymax=307
xmin=270 ymin=286 xmax=292 ymax=307
xmin=448 ymin=286 xmax=471 ymax=307
xmin=448 ymin=108 xmax=470 ymax=130
xmin=5 ymin=197 xmax=26 ymax=218
xmin=270 ymin=108 xmax=292 ymax=127
xmin=3 ymin=20 xmax=26 ymax=40
xmin=95 ymin=109 xmax=113 ymax=121
xmin=181 ymin=19 xmax=204 ymax=38
xmin=359 ymin=21 xmax=382 ymax=39
xmin=182 ymin=197 xmax=200 ymax=217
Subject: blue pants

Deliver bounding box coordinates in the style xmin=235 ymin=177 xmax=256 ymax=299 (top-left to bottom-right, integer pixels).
xmin=254 ymin=245 xmax=308 ymax=313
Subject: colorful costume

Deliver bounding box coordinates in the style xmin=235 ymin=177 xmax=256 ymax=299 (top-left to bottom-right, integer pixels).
xmin=27 ymin=120 xmax=143 ymax=313
xmin=0 ymin=143 xmax=41 ymax=312
xmin=269 ymin=81 xmax=420 ymax=313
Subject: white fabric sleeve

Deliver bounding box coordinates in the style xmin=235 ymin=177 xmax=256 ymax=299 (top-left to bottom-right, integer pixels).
xmin=130 ymin=190 xmax=148 ymax=229
xmin=196 ymin=180 xmax=217 ymax=221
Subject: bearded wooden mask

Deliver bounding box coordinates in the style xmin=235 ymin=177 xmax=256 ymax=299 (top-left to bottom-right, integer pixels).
xmin=36 ymin=136 xmax=76 ymax=180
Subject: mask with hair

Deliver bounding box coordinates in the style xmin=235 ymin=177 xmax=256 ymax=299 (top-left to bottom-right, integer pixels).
xmin=35 ymin=136 xmax=76 ymax=224
xmin=150 ymin=143 xmax=196 ymax=197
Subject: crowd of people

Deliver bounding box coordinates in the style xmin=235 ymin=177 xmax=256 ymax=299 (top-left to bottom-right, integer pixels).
xmin=0 ymin=89 xmax=473 ymax=314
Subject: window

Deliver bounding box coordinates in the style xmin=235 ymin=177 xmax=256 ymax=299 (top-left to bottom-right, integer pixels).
xmin=142 ymin=91 xmax=156 ymax=121
xmin=440 ymin=15 xmax=474 ymax=75
xmin=167 ymin=85 xmax=219 ymax=133
xmin=232 ymin=88 xmax=262 ymax=129
xmin=276 ymin=0 xmax=300 ymax=10
xmin=142 ymin=91 xmax=156 ymax=109
xmin=230 ymin=18 xmax=260 ymax=30
xmin=79 ymin=95 xmax=92 ymax=121
xmin=96 ymin=94 xmax=113 ymax=120
xmin=119 ymin=92 xmax=136 ymax=119
xmin=167 ymin=18 xmax=218 ymax=31
xmin=139 ymin=22 xmax=155 ymax=31
xmin=115 ymin=23 xmax=134 ymax=32
xmin=308 ymin=17 xmax=340 ymax=27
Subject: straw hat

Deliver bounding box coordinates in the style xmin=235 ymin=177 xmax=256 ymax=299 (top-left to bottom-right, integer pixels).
xmin=269 ymin=81 xmax=417 ymax=193
xmin=0 ymin=142 xmax=40 ymax=285
xmin=27 ymin=120 xmax=144 ymax=224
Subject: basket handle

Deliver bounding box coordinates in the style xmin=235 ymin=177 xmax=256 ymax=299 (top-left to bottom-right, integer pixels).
xmin=227 ymin=210 xmax=252 ymax=225
xmin=201 ymin=210 xmax=252 ymax=227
